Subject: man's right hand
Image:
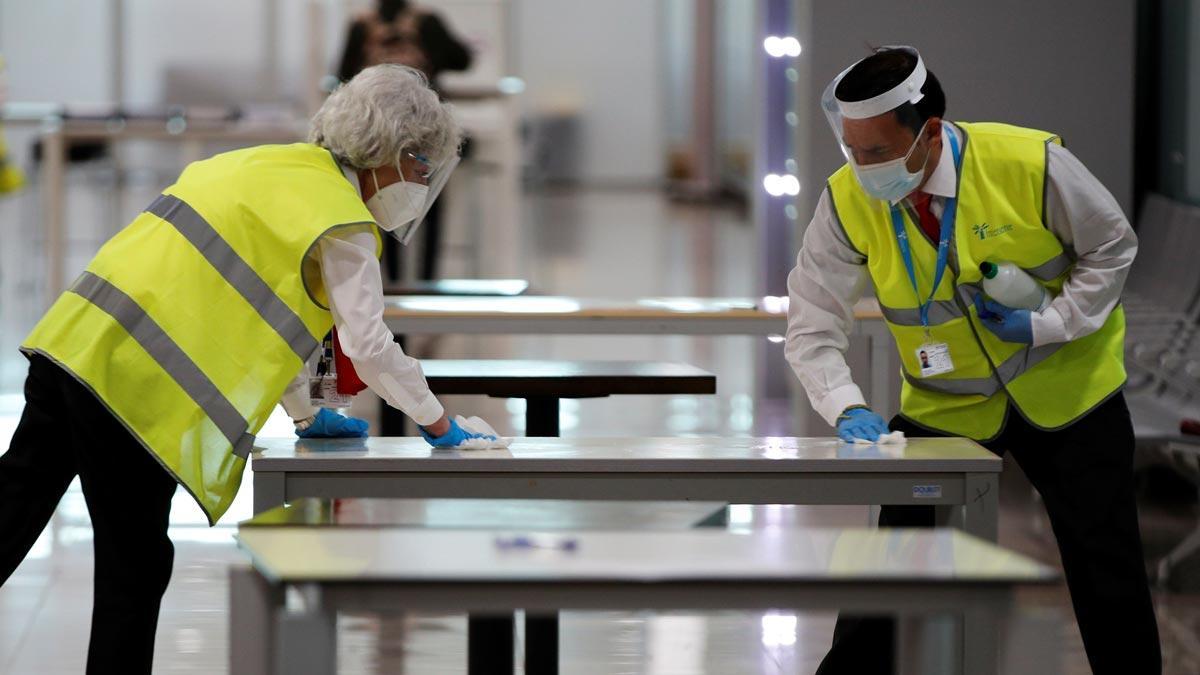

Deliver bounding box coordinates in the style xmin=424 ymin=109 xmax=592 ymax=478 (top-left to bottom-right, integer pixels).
xmin=836 ymin=406 xmax=888 ymax=443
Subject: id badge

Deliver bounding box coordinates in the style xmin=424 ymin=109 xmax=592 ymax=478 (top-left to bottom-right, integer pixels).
xmin=308 ymin=333 xmax=356 ymax=407
xmin=309 ymin=376 xmax=354 ymax=408
xmin=916 ymin=342 xmax=955 ymax=377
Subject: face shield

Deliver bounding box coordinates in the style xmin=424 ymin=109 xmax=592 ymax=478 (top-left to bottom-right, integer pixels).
xmin=821 ymin=46 xmax=931 ymax=201
xmin=367 ymin=150 xmax=461 ymax=245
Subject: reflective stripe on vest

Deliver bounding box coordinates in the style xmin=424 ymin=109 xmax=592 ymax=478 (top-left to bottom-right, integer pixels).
xmin=903 ymin=340 xmax=1063 ymax=396
xmin=1025 ymin=252 xmax=1073 ymax=281
xmin=878 ymin=252 xmax=1075 ymax=327
xmin=146 ymin=194 xmax=320 ymax=361
xmin=70 ymin=271 xmax=255 ymax=458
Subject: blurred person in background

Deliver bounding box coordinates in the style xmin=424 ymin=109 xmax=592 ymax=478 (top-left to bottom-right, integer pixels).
xmin=338 ymin=0 xmax=473 ymax=282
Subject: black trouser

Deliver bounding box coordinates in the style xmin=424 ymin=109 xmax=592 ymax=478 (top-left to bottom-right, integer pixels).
xmin=816 ymin=392 xmax=1161 ymax=675
xmin=0 ymin=354 xmax=178 ymax=675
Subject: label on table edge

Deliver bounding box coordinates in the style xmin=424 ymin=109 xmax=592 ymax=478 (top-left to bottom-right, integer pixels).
xmin=912 ymin=484 xmax=943 ymax=498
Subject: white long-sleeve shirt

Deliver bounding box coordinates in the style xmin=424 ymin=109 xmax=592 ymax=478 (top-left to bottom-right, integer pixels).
xmin=785 ymin=123 xmax=1138 ymax=427
xmin=278 ymin=170 xmax=445 ymax=427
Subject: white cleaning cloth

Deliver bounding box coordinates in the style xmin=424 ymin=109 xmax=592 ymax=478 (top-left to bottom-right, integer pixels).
xmin=453 ymin=415 xmax=512 ymax=450
xmin=853 ymin=430 xmax=907 ymax=445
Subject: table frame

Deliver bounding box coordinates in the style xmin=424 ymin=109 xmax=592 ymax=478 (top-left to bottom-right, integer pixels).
xmin=229 ymin=564 xmax=1044 ymax=675
xmin=253 ymin=466 xmax=1000 ymax=542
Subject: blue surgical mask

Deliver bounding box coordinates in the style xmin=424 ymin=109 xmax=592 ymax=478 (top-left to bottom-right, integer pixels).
xmin=852 ymin=125 xmax=931 ymax=202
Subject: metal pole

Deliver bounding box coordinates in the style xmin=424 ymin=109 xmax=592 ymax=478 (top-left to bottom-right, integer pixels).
xmin=262 ymin=0 xmax=281 ymax=101
xmin=110 ymin=0 xmax=125 ymax=105
xmin=754 ymin=0 xmax=800 ymax=420
xmin=691 ymin=0 xmax=717 ymax=195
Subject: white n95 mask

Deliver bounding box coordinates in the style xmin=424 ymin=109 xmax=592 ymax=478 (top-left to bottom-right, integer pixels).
xmin=851 ymin=125 xmax=931 ymax=202
xmin=366 ymin=170 xmax=428 ymax=241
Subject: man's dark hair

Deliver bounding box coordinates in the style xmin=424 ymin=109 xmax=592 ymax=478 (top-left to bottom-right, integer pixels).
xmin=834 ymin=48 xmax=946 ymax=134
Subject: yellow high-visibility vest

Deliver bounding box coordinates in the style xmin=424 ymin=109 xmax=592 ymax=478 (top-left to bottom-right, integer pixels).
xmin=828 ymin=122 xmax=1126 ymax=440
xmin=22 ymin=143 xmax=381 ymax=523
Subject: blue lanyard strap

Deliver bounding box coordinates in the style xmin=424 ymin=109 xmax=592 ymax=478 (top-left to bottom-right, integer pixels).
xmin=889 ymin=124 xmax=962 ymax=332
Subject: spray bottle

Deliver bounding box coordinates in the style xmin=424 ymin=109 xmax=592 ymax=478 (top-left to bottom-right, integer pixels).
xmin=979 ymin=261 xmax=1051 ymax=311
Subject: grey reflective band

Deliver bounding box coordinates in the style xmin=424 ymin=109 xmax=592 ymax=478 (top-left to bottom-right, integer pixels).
xmin=880 ymin=299 xmax=963 ymax=327
xmin=993 ymin=341 xmax=1061 ymax=383
xmin=70 ymin=272 xmax=255 ymax=459
xmin=905 ymin=369 xmax=1002 ymax=397
xmin=903 ymin=342 xmax=1064 ymax=397
xmin=1024 ymin=253 xmax=1073 ymax=281
xmin=146 ymin=194 xmax=319 ymax=362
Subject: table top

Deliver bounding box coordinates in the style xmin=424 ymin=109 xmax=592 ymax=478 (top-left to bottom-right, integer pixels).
xmin=34 ymin=117 xmax=307 ymax=142
xmin=252 ymin=436 xmax=1000 ymax=473
xmin=422 ymin=360 xmax=716 ymax=397
xmin=241 ymin=498 xmax=726 ymax=531
xmin=382 ymin=279 xmax=529 ymax=297
xmin=380 ymin=296 xmax=882 ymax=335
xmin=384 ymin=295 xmax=880 ymax=320
xmin=236 ymin=527 xmax=1054 ymax=585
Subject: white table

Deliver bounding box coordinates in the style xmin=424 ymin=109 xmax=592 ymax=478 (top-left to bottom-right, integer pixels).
xmin=383 ymin=294 xmax=881 ymax=335
xmin=230 ymin=526 xmax=1058 ymax=675
xmin=381 ymin=295 xmax=897 ymax=417
xmin=252 ymin=437 xmax=1002 ymax=542
xmin=240 ymin=497 xmax=729 ymax=674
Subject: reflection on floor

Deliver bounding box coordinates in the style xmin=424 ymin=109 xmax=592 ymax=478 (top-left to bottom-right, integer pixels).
xmin=0 ymin=184 xmax=1198 ymax=673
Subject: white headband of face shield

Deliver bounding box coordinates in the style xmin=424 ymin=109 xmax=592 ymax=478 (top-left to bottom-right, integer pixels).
xmin=834 ymin=46 xmax=928 ymax=119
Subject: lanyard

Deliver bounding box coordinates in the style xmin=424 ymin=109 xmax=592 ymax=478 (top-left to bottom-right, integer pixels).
xmin=889 ymin=124 xmax=962 ymax=334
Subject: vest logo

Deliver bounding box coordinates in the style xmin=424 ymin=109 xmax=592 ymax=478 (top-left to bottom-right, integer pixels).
xmin=972 ymin=222 xmax=1014 ymax=240
xmin=912 ymin=485 xmax=943 ymax=499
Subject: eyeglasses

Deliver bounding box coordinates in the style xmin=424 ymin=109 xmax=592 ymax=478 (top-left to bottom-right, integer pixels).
xmin=404 ymin=152 xmax=434 ymax=180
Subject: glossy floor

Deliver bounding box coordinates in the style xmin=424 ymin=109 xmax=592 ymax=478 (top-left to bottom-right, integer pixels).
xmin=0 ymin=180 xmax=1198 ymax=673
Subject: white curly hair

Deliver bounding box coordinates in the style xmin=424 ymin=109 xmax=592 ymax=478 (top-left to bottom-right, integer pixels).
xmin=309 ymin=64 xmax=461 ymax=170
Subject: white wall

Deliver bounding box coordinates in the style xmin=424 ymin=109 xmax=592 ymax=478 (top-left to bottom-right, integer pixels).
xmin=0 ymin=0 xmax=319 ymax=106
xmin=512 ymin=0 xmax=664 ymax=185
xmin=799 ymin=0 xmax=1137 ymax=222
xmin=0 ymin=0 xmax=114 ymax=103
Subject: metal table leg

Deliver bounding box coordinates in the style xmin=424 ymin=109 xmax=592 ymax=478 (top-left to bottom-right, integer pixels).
xmin=229 ymin=566 xmax=282 ymax=675
xmin=521 ymin=395 xmax=561 ymax=673
xmin=524 ymin=613 xmax=559 ymax=675
xmin=254 ymin=471 xmax=287 ymax=515
xmin=468 ymin=615 xmax=515 ymax=675
xmin=935 ymin=472 xmax=1000 ymax=542
xmin=524 ymin=396 xmax=561 ymax=436
xmin=276 ymin=589 xmax=336 ymax=675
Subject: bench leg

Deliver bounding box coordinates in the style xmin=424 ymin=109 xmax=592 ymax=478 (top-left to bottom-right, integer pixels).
xmin=277 ymin=601 xmax=337 ymax=675
xmin=253 ymin=471 xmax=287 ymax=515
xmin=468 ymin=614 xmax=514 ymax=675
xmin=525 ymin=612 xmax=559 ymax=675
xmin=525 ymin=397 xmax=561 ymax=436
xmin=229 ymin=566 xmax=282 ymax=675
xmin=897 ymin=614 xmax=957 ymax=675
xmin=935 ymin=473 xmax=999 ymax=543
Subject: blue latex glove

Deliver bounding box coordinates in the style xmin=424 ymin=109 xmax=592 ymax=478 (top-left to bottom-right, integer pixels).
xmin=973 ymin=294 xmax=1034 ymax=344
xmin=420 ymin=417 xmax=498 ymax=448
xmin=837 ymin=407 xmax=888 ymax=443
xmin=296 ymin=408 xmax=369 ymax=438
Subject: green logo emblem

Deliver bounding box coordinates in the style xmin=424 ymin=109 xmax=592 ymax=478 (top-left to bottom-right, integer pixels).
xmin=973 ymin=222 xmax=1014 ymax=240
